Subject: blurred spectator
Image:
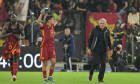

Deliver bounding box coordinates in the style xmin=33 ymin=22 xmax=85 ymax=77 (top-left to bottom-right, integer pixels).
xmin=76 ymin=0 xmax=88 ymax=12
xmin=134 ymin=56 xmax=140 ymax=71
xmin=52 ymin=2 xmax=61 ymax=10
xmin=0 ymin=0 xmax=2 ymax=8
xmin=74 ymin=0 xmax=88 ymax=34
xmin=24 ymin=17 xmax=41 ymax=46
xmin=111 ymin=20 xmax=124 ymax=48
xmin=87 ymin=0 xmax=96 ymax=12
xmin=138 ymin=0 xmax=140 ymax=11
xmin=41 ymin=2 xmax=47 ymax=9
xmin=0 ymin=1 xmax=9 ymax=23
xmin=125 ymin=22 xmax=133 ymax=64
xmin=131 ymin=23 xmax=140 ymax=59
xmin=117 ymin=0 xmax=130 ymax=26
xmin=0 ymin=23 xmax=5 ymax=47
xmin=35 ymin=0 xmax=41 ymax=9
xmin=61 ymin=0 xmax=70 ymax=10
xmin=46 ymin=0 xmax=53 ymax=9
xmin=69 ymin=0 xmax=76 ymax=10
xmin=34 ymin=0 xmax=41 ymax=18
xmin=5 ymin=1 xmax=11 ymax=12
xmin=96 ymin=4 xmax=103 ymax=12
xmin=107 ymin=0 xmax=118 ymax=12
xmin=109 ymin=44 xmax=128 ymax=72
xmin=8 ymin=5 xmax=15 ymax=15
xmin=94 ymin=0 xmax=107 ymax=12
xmin=58 ymin=2 xmax=63 ymax=10
xmin=130 ymin=0 xmax=139 ymax=10
xmin=13 ymin=0 xmax=19 ymax=8
xmin=114 ymin=0 xmax=123 ymax=11
xmin=102 ymin=0 xmax=108 ymax=12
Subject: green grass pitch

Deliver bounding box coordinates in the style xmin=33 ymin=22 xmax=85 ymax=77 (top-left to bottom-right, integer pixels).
xmin=0 ymin=72 xmax=140 ymax=84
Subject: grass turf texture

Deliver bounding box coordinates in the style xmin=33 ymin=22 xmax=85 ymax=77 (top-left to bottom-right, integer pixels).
xmin=0 ymin=72 xmax=140 ymax=84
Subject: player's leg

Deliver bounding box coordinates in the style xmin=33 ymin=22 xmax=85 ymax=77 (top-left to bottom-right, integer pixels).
xmin=98 ymin=52 xmax=106 ymax=82
xmin=12 ymin=56 xmax=19 ymax=81
xmin=89 ymin=52 xmax=100 ymax=81
xmin=109 ymin=59 xmax=115 ymax=72
xmin=48 ymin=58 xmax=56 ymax=82
xmin=40 ymin=47 xmax=49 ymax=82
xmin=10 ymin=57 xmax=14 ymax=76
xmin=42 ymin=61 xmax=48 ymax=82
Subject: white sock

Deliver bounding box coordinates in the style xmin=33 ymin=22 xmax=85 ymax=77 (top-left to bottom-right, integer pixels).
xmin=13 ymin=75 xmax=16 ymax=78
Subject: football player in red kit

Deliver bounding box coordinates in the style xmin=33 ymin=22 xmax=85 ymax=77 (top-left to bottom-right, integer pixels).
xmin=37 ymin=9 xmax=62 ymax=82
xmin=0 ymin=14 xmax=25 ymax=81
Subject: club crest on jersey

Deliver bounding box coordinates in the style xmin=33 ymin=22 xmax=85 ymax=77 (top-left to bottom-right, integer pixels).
xmin=50 ymin=29 xmax=54 ymax=37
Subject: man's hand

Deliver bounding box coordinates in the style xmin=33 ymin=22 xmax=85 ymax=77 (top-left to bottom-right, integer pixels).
xmin=110 ymin=50 xmax=113 ymax=56
xmin=59 ymin=10 xmax=63 ymax=15
xmin=44 ymin=13 xmax=48 ymax=17
xmin=64 ymin=44 xmax=68 ymax=48
xmin=40 ymin=9 xmax=45 ymax=14
xmin=88 ymin=49 xmax=92 ymax=56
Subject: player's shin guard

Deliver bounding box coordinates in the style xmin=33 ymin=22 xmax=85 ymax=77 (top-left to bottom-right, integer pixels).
xmin=42 ymin=71 xmax=47 ymax=79
xmin=13 ymin=62 xmax=18 ymax=76
xmin=10 ymin=65 xmax=13 ymax=76
xmin=49 ymin=69 xmax=54 ymax=77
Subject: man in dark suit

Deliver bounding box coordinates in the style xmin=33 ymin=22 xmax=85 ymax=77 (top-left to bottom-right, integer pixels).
xmin=88 ymin=18 xmax=113 ymax=82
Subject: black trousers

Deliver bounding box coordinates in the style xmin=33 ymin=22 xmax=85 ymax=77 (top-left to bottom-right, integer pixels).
xmin=89 ymin=52 xmax=106 ymax=80
xmin=109 ymin=59 xmax=117 ymax=72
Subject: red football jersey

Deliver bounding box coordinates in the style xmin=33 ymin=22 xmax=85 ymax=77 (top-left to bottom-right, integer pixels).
xmin=40 ymin=24 xmax=55 ymax=47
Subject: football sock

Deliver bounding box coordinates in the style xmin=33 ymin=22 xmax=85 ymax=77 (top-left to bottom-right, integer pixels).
xmin=42 ymin=71 xmax=47 ymax=79
xmin=49 ymin=69 xmax=54 ymax=77
xmin=13 ymin=62 xmax=18 ymax=76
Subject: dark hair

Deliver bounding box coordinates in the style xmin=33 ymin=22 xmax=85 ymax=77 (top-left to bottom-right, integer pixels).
xmin=45 ymin=15 xmax=54 ymax=23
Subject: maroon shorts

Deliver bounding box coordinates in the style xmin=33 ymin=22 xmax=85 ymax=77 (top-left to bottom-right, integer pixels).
xmin=39 ymin=46 xmax=56 ymax=61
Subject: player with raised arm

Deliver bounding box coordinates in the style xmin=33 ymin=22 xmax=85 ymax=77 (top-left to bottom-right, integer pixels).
xmin=37 ymin=9 xmax=62 ymax=82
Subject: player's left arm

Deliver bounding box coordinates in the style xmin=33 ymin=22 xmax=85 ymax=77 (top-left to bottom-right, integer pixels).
xmin=53 ymin=10 xmax=63 ymax=27
xmin=18 ymin=24 xmax=25 ymax=40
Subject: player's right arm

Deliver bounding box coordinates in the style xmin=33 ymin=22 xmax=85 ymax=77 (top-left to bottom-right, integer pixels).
xmin=0 ymin=22 xmax=10 ymax=39
xmin=37 ymin=10 xmax=44 ymax=28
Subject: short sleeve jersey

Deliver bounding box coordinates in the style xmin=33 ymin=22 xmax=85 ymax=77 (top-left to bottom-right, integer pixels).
xmin=40 ymin=24 xmax=55 ymax=47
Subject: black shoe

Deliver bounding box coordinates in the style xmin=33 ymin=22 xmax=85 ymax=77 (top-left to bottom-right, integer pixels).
xmin=88 ymin=75 xmax=92 ymax=81
xmin=98 ymin=80 xmax=104 ymax=83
